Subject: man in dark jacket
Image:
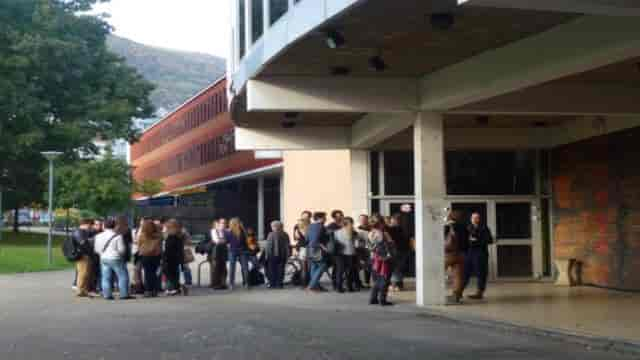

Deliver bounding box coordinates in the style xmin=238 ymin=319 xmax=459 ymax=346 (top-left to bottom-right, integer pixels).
xmin=307 ymin=212 xmax=328 ymax=292
xmin=72 ymin=219 xmax=95 ymax=297
xmin=265 ymin=221 xmax=290 ymax=289
xmin=463 ymin=212 xmax=494 ymax=300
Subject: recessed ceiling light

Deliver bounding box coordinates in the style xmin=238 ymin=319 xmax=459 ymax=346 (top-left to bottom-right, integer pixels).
xmin=368 ymin=55 xmax=387 ymax=72
xmin=325 ymin=30 xmax=345 ymax=49
xmin=430 ymin=13 xmax=455 ymax=31
xmin=330 ymin=66 xmax=351 ymax=76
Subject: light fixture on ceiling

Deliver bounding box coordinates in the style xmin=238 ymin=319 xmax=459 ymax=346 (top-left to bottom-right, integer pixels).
xmin=282 ymin=112 xmax=299 ymax=129
xmin=330 ymin=66 xmax=351 ymax=76
xmin=368 ymin=54 xmax=387 ymax=72
xmin=475 ymin=115 xmax=489 ymax=126
xmin=325 ymin=30 xmax=345 ymax=49
xmin=430 ymin=13 xmax=455 ymax=31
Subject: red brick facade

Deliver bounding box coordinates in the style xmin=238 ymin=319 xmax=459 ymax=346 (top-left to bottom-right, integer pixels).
xmin=131 ymin=78 xmax=281 ymax=196
xmin=552 ymin=126 xmax=640 ymax=290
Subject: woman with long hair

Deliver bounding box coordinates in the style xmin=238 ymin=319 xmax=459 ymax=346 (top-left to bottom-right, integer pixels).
xmin=136 ymin=218 xmax=162 ymax=297
xmin=163 ymin=219 xmax=185 ymax=296
xmin=228 ymin=217 xmax=250 ymax=290
xmin=368 ymin=214 xmax=395 ymax=306
xmin=293 ymin=217 xmax=310 ymax=287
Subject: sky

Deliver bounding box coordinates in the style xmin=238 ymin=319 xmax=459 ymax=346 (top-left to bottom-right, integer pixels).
xmin=92 ymin=0 xmax=230 ymax=58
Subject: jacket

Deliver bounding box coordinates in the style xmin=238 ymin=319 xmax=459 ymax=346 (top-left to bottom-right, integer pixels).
xmin=265 ymin=230 xmax=290 ymax=259
xmin=444 ymin=221 xmax=470 ymax=254
xmin=468 ymin=224 xmax=493 ymax=251
xmin=72 ymin=228 xmax=93 ymax=256
xmin=163 ymin=233 xmax=185 ymax=265
xmin=334 ymin=228 xmax=356 ymax=256
xmin=94 ymin=229 xmax=126 ymax=261
xmin=228 ymin=230 xmax=248 ymax=253
xmin=137 ymin=231 xmax=162 ymax=257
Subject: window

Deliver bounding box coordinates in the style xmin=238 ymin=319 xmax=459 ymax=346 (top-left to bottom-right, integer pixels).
xmin=370 ymin=151 xmax=379 ymax=196
xmin=496 ymin=203 xmax=532 ymax=239
xmin=446 ymin=150 xmax=535 ymax=195
xmin=270 ymin=0 xmax=288 ymax=25
xmin=251 ymin=0 xmax=264 ymax=43
xmin=239 ymin=0 xmax=246 ymax=59
xmin=384 ymin=151 xmax=414 ymax=195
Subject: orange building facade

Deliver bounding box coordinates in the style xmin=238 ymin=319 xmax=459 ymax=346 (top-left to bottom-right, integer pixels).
xmin=131 ymin=78 xmax=282 ymax=238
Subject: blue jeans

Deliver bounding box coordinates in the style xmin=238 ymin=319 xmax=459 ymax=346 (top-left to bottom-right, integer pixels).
xmin=101 ymin=258 xmax=129 ymax=299
xmin=180 ymin=264 xmax=193 ymax=285
xmin=309 ymin=261 xmax=327 ymax=289
xmin=229 ymin=251 xmax=250 ymax=287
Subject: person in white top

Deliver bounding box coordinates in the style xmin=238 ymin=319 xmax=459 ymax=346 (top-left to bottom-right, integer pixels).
xmin=208 ymin=218 xmax=229 ymax=289
xmin=93 ymin=218 xmax=131 ymax=300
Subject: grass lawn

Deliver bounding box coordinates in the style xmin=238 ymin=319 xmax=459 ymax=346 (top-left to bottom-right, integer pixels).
xmin=0 ymin=231 xmax=74 ymax=274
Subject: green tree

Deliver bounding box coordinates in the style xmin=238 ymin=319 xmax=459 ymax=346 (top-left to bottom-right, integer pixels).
xmin=53 ymin=153 xmax=134 ymax=217
xmin=135 ymin=179 xmax=165 ymax=198
xmin=0 ymin=0 xmax=154 ymax=227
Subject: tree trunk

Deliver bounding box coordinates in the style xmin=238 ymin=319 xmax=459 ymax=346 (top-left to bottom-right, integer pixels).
xmin=12 ymin=207 xmax=19 ymax=233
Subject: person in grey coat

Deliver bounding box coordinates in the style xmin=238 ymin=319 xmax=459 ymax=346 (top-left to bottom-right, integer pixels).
xmin=265 ymin=221 xmax=290 ymax=289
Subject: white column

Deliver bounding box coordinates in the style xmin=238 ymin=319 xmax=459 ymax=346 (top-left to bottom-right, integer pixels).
xmin=414 ymin=112 xmax=447 ymax=306
xmin=350 ymin=150 xmax=369 ymax=219
xmin=263 ymin=0 xmax=270 ymax=33
xmin=257 ymin=176 xmax=265 ymax=241
xmin=245 ymin=0 xmax=253 ymax=50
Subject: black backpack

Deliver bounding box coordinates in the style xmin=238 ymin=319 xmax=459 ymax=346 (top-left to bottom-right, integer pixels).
xmin=62 ymin=234 xmax=82 ymax=262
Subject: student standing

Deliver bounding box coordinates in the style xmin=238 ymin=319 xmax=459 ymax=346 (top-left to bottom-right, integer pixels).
xmin=94 ymin=218 xmax=131 ymax=300
xmin=463 ymin=212 xmax=493 ymax=300
xmin=264 ymin=221 xmax=290 ymax=289
xmin=228 ymin=218 xmax=250 ymax=290
xmin=163 ymin=219 xmax=185 ymax=296
xmin=208 ymin=218 xmax=230 ymax=289
xmin=307 ymin=212 xmax=329 ymax=292
xmin=444 ymin=210 xmax=469 ymax=304
xmin=71 ymin=219 xmax=95 ymax=297
xmin=369 ymin=215 xmax=395 ymax=306
xmin=333 ymin=217 xmax=357 ymax=293
xmin=136 ymin=218 xmax=163 ymax=297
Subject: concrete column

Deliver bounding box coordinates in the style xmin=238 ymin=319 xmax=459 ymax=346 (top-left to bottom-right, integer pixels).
xmin=350 ymin=150 xmax=369 ymax=219
xmin=245 ymin=0 xmax=252 ymax=51
xmin=414 ymin=112 xmax=447 ymax=306
xmin=257 ymin=176 xmax=265 ymax=241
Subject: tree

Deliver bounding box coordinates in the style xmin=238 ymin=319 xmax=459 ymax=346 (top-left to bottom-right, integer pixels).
xmin=0 ymin=0 xmax=154 ymax=226
xmin=53 ymin=153 xmax=134 ymax=217
xmin=135 ymin=179 xmax=165 ymax=198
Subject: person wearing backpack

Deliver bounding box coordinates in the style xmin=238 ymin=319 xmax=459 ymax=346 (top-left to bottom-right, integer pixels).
xmin=369 ymin=214 xmax=395 ymax=306
xmin=93 ymin=218 xmax=132 ymax=300
xmin=68 ymin=219 xmax=95 ymax=297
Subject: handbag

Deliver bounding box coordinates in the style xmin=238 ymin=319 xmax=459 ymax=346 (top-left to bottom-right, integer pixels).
xmin=183 ymin=247 xmax=195 ymax=264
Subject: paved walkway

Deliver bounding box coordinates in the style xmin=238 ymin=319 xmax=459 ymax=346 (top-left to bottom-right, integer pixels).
xmin=0 ymin=269 xmax=635 ymax=360
xmin=390 ymin=281 xmax=640 ymax=345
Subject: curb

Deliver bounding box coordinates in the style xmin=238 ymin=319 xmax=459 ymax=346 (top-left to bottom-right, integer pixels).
xmin=415 ymin=308 xmax=640 ymax=357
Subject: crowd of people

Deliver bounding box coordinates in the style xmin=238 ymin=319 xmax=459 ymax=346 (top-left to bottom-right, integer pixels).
xmin=67 ymin=207 xmax=493 ymax=306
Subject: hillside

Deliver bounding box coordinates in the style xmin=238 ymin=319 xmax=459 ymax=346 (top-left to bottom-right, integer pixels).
xmin=107 ymin=35 xmax=226 ymax=116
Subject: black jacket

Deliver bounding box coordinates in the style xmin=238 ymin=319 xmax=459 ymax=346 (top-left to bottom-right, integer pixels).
xmin=467 ymin=224 xmax=493 ymax=251
xmin=387 ymin=225 xmax=410 ymax=252
xmin=72 ymin=228 xmax=93 ymax=256
xmin=164 ymin=233 xmax=185 ymax=265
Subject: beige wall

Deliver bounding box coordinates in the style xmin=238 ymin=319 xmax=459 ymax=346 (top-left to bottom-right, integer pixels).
xmin=283 ymin=150 xmax=353 ymax=233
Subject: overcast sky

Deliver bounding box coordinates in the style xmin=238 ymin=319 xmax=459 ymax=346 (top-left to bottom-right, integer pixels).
xmin=93 ymin=0 xmax=230 ymax=58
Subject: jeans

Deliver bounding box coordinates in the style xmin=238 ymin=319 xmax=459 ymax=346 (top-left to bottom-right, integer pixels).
xmin=181 ymin=264 xmax=193 ymax=285
xmin=140 ymin=256 xmax=161 ymax=293
xmin=309 ymin=261 xmax=327 ymax=289
xmin=463 ymin=248 xmax=489 ymax=293
xmin=229 ymin=251 xmax=250 ymax=288
xmin=370 ymin=273 xmax=390 ymax=304
xmin=267 ymin=256 xmax=286 ymax=288
xmin=391 ymin=250 xmax=411 ymax=288
xmin=101 ymin=258 xmax=129 ymax=299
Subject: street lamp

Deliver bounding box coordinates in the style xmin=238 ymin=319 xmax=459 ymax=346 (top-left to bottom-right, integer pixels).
xmin=41 ymin=151 xmax=63 ymax=266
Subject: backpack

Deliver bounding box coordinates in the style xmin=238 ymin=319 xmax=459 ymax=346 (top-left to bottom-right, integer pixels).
xmin=62 ymin=234 xmax=82 ymax=262
xmin=248 ymin=268 xmax=265 ymax=286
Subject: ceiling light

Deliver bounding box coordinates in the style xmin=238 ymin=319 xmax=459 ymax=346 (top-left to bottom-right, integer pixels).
xmin=281 ymin=120 xmax=297 ymax=129
xmin=325 ymin=30 xmax=345 ymax=49
xmin=430 ymin=13 xmax=455 ymax=31
xmin=330 ymin=66 xmax=351 ymax=76
xmin=368 ymin=55 xmax=387 ymax=72
xmin=475 ymin=115 xmax=489 ymax=126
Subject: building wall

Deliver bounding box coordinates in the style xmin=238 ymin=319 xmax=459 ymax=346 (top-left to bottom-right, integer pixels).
xmin=283 ymin=150 xmax=353 ymax=232
xmin=130 ymin=78 xmax=281 ymax=195
xmin=552 ymin=126 xmax=640 ymax=291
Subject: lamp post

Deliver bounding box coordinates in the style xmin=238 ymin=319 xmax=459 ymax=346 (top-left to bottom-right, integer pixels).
xmin=41 ymin=151 xmax=62 ymax=265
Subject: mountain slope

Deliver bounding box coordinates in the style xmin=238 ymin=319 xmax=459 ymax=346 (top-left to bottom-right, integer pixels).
xmin=107 ymin=35 xmax=226 ymax=115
